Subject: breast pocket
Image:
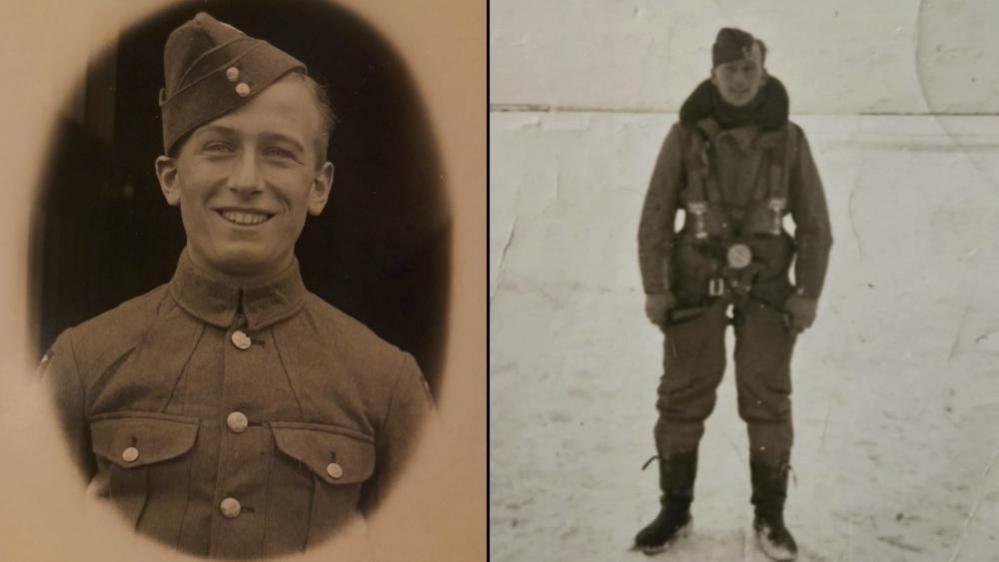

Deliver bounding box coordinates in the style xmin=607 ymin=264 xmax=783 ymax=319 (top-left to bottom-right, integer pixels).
xmin=269 ymin=422 xmax=375 ymax=547
xmin=89 ymin=412 xmax=200 ymax=527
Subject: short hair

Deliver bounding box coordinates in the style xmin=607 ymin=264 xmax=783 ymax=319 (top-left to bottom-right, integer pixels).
xmin=755 ymin=39 xmax=768 ymax=67
xmin=291 ymin=71 xmax=337 ymax=167
xmin=168 ymin=71 xmax=337 ymax=168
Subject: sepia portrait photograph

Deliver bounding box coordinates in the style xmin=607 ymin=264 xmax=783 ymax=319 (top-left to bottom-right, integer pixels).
xmin=0 ymin=0 xmax=484 ymax=561
xmin=491 ymin=1 xmax=999 ymax=561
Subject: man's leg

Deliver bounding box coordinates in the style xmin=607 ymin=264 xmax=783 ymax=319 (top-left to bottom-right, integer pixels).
xmin=734 ymin=300 xmax=798 ymax=561
xmin=635 ymin=304 xmax=727 ymax=553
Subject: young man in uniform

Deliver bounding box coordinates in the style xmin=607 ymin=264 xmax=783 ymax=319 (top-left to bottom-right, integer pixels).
xmin=634 ymin=28 xmax=832 ymax=560
xmin=39 ymin=12 xmax=432 ymax=558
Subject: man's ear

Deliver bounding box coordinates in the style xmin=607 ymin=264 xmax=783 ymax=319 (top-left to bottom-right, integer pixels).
xmin=307 ymin=161 xmax=334 ymax=216
xmin=155 ymin=156 xmax=181 ymax=207
xmin=710 ymin=67 xmax=719 ymax=86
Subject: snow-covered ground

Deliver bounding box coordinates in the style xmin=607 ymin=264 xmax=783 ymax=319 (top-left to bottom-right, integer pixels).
xmin=490 ymin=113 xmax=999 ymax=562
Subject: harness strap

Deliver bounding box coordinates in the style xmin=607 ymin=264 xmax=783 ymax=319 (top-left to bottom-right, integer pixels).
xmin=683 ymin=121 xmax=790 ymax=238
xmin=678 ymin=121 xmax=794 ymax=301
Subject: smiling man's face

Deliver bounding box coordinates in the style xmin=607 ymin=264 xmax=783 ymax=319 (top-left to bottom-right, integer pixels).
xmin=156 ymin=73 xmax=334 ymax=280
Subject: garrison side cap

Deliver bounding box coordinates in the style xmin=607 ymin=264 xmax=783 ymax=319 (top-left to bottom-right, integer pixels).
xmin=712 ymin=27 xmax=756 ymax=68
xmin=159 ymin=12 xmax=307 ymax=154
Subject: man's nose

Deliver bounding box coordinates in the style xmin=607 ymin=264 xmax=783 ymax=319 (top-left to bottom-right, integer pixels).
xmin=228 ymin=151 xmax=263 ymax=194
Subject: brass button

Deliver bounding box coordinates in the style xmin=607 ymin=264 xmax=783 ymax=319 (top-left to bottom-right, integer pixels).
xmin=235 ymin=82 xmax=251 ymax=97
xmin=326 ymin=462 xmax=344 ymax=479
xmin=226 ymin=411 xmax=248 ymax=433
xmin=121 ymin=446 xmax=139 ymax=463
xmin=225 ymin=66 xmax=239 ymax=82
xmin=220 ymin=497 xmax=242 ymax=518
xmin=230 ymin=330 xmax=252 ymax=350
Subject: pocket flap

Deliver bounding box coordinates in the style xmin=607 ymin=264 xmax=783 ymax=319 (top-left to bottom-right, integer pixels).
xmin=90 ymin=412 xmax=200 ymax=469
xmin=270 ymin=422 xmax=375 ymax=485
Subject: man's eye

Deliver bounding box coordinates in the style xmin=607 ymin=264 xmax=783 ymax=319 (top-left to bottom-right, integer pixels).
xmin=265 ymin=147 xmax=296 ymax=160
xmin=204 ymin=142 xmax=233 ymax=153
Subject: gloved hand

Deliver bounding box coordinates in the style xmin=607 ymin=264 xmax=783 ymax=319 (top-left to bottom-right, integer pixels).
xmin=645 ymin=292 xmax=678 ymax=327
xmin=784 ymin=295 xmax=818 ymax=334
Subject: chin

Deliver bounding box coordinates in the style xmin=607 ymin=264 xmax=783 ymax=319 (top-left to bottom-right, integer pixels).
xmin=726 ymin=95 xmax=752 ymax=107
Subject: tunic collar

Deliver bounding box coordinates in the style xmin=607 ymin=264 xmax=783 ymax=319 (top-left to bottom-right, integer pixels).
xmin=168 ymin=249 xmax=308 ymax=330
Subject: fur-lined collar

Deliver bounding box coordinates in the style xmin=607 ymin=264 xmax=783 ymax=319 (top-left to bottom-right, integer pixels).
xmin=679 ymin=76 xmax=789 ymax=131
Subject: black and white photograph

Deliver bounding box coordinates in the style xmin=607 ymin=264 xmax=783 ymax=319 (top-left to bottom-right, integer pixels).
xmin=491 ymin=1 xmax=999 ymax=561
xmin=0 ymin=1 xmax=484 ymax=561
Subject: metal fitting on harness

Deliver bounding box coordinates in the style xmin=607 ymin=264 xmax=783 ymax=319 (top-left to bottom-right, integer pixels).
xmin=708 ymin=278 xmax=725 ymax=296
xmin=726 ymin=243 xmax=753 ymax=269
xmin=767 ymin=198 xmax=787 ymax=236
xmin=707 ymin=242 xmax=760 ymax=299
xmin=688 ymin=202 xmax=708 ymax=240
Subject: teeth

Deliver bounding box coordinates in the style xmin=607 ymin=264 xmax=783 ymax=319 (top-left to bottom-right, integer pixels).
xmin=220 ymin=210 xmax=270 ymax=225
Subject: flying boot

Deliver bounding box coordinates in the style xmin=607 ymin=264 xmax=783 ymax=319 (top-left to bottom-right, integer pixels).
xmin=633 ymin=450 xmax=697 ymax=555
xmin=751 ymin=461 xmax=797 ymax=561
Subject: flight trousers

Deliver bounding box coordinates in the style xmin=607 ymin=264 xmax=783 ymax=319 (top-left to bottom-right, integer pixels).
xmin=654 ymin=299 xmax=795 ymax=468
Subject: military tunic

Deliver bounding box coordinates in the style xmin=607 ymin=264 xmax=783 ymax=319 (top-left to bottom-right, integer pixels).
xmin=41 ymin=250 xmax=432 ymax=558
xmin=637 ymin=119 xmax=832 ymax=466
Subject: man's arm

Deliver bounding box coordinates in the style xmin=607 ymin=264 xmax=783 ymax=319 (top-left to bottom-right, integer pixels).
xmin=787 ymin=126 xmax=833 ymax=300
xmin=638 ymin=124 xmax=685 ymax=322
xmin=784 ymin=126 xmax=833 ymax=333
xmin=37 ymin=331 xmax=97 ymax=481
xmin=362 ymin=352 xmax=434 ymax=512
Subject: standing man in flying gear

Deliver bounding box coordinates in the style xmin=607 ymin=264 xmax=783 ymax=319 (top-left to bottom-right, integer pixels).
xmin=634 ymin=28 xmax=832 ymax=560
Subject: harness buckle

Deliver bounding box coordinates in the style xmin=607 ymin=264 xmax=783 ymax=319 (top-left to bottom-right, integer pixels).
xmin=726 ymin=243 xmax=753 ymax=269
xmin=708 ymin=278 xmax=725 ymax=297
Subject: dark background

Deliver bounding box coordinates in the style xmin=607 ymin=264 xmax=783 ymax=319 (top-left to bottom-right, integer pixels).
xmin=30 ymin=0 xmax=450 ymax=393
